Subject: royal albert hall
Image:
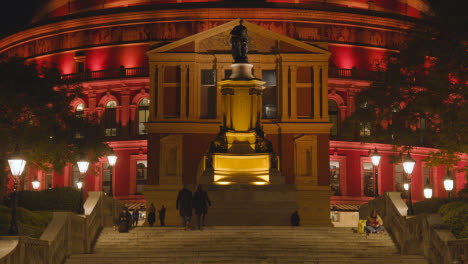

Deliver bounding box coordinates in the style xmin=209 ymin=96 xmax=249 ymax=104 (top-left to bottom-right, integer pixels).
xmin=2 ymin=0 xmax=466 ymax=225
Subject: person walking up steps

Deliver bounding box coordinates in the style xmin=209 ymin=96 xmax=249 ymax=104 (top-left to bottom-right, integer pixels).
xmin=176 ymin=185 xmax=193 ymax=230
xmin=192 ymin=185 xmax=211 ymax=230
xmin=147 ymin=203 xmax=156 ymax=227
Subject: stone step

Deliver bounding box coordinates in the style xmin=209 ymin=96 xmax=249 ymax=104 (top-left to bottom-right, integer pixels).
xmin=64 ymin=226 xmax=427 ymax=264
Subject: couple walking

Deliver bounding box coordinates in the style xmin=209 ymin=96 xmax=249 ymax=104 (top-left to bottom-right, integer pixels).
xmin=176 ymin=185 xmax=211 ymax=230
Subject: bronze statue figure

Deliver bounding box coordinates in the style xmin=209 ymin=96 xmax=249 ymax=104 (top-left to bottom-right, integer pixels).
xmin=230 ymin=20 xmax=248 ymax=63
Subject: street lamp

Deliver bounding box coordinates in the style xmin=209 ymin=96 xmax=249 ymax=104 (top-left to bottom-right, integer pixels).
xmin=402 ymin=151 xmax=416 ymax=216
xmin=443 ymin=169 xmax=454 ymax=199
xmin=403 ymin=181 xmax=409 ymax=191
xmin=7 ymin=145 xmax=26 ymax=235
xmin=370 ymin=147 xmax=381 ymax=197
xmin=31 ymin=177 xmax=40 ymax=190
xmin=106 ymin=150 xmax=117 ymax=197
xmin=424 ymin=180 xmax=433 ymax=199
xmin=76 ymin=158 xmax=89 ymax=214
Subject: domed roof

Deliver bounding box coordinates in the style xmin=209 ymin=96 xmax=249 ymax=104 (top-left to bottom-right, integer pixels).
xmin=34 ymin=0 xmax=432 ymax=22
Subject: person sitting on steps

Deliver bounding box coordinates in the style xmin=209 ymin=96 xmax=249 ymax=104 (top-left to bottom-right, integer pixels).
xmin=366 ymin=209 xmax=384 ymax=234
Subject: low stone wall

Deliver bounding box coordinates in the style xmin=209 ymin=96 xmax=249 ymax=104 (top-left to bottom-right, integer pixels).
xmin=0 ymin=192 xmax=123 ymax=264
xmin=360 ymin=192 xmax=468 ymax=264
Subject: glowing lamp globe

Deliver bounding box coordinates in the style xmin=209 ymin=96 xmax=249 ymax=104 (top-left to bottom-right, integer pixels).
xmin=370 ymin=147 xmax=381 ymax=167
xmin=444 ymin=176 xmax=454 ymax=192
xmin=76 ymin=180 xmax=83 ymax=189
xmin=403 ymin=151 xmax=416 ymax=175
xmin=107 ymin=151 xmax=118 ymax=167
xmin=403 ymin=182 xmax=409 ymax=191
xmin=32 ymin=178 xmax=40 ymax=190
xmin=424 ymin=184 xmax=433 ymax=199
xmin=77 ymin=160 xmax=89 ymax=174
xmin=8 ymin=148 xmax=26 ymax=178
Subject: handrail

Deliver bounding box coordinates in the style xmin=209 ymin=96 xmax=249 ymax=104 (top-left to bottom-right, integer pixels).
xmin=359 ymin=192 xmax=468 ymax=264
xmin=0 ymin=192 xmax=123 ymax=264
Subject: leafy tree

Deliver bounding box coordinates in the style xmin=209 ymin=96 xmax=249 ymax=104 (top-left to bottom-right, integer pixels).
xmin=0 ymin=58 xmax=108 ymax=199
xmin=343 ymin=1 xmax=468 ymax=192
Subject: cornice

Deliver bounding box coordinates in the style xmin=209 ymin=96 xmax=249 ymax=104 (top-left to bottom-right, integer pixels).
xmin=0 ymin=7 xmax=418 ymax=54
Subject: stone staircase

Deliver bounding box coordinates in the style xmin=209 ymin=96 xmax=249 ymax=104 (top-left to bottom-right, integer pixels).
xmin=65 ymin=226 xmax=427 ymax=264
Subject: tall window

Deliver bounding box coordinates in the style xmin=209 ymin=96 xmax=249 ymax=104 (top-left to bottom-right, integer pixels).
xmin=200 ymin=69 xmax=217 ymax=119
xmin=136 ymin=161 xmax=147 ymax=194
xmin=329 ymin=100 xmax=339 ymax=137
xmin=138 ymin=98 xmax=150 ymax=135
xmin=72 ymin=165 xmax=81 ymax=188
xmin=360 ymin=122 xmax=371 ymax=137
xmin=75 ymin=103 xmax=84 ymax=118
xmin=395 ymin=164 xmax=405 ymax=192
xmin=262 ymin=70 xmax=277 ymax=119
xmin=45 ymin=168 xmax=53 ymax=189
xmin=330 ymin=161 xmax=340 ymax=196
xmin=363 ymin=162 xmax=374 ymax=197
xmin=423 ymin=166 xmax=432 ymax=185
xmin=102 ymin=163 xmax=111 ymax=194
xmin=104 ymin=101 xmax=117 ymax=136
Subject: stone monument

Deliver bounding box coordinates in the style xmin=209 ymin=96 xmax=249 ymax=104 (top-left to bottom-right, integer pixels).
xmin=200 ymin=21 xmax=295 ymax=225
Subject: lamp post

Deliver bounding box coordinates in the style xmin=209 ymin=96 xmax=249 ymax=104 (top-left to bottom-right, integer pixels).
xmin=106 ymin=150 xmax=117 ymax=197
xmin=443 ymin=169 xmax=454 ymax=199
xmin=370 ymin=147 xmax=381 ymax=197
xmin=403 ymin=151 xmax=416 ymax=216
xmin=424 ymin=180 xmax=433 ymax=199
xmin=7 ymin=146 xmax=26 ymax=235
xmin=76 ymin=158 xmax=89 ymax=214
xmin=31 ymin=177 xmax=40 ymax=190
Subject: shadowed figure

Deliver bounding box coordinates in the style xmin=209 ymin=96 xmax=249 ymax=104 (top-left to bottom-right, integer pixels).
xmin=176 ymin=185 xmax=193 ymax=230
xmin=192 ymin=185 xmax=212 ymax=230
xmin=230 ymin=20 xmax=248 ymax=63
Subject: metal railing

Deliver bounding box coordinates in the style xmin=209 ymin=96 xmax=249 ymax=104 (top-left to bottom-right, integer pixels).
xmin=61 ymin=66 xmax=374 ymax=83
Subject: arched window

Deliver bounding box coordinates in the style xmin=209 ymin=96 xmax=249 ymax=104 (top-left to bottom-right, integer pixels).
xmin=75 ymin=103 xmax=84 ymax=118
xmin=328 ymin=100 xmax=339 ymax=137
xmin=104 ymin=101 xmax=117 ymax=137
xmin=138 ymin=98 xmax=150 ymax=135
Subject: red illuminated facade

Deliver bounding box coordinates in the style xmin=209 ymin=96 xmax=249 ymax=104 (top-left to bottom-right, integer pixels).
xmin=2 ymin=0 xmax=465 ymax=208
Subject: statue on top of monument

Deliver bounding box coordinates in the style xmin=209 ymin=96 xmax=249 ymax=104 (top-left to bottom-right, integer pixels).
xmin=230 ymin=20 xmax=248 ymax=63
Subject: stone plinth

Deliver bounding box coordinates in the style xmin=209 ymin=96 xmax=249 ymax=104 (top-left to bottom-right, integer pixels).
xmin=213 ymin=153 xmax=270 ymax=184
xmin=296 ymin=185 xmax=333 ymax=226
xmin=204 ymin=184 xmax=297 ymax=226
xmin=143 ymin=185 xmax=181 ymax=226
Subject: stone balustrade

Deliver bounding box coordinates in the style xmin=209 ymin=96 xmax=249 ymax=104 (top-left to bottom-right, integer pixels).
xmin=360 ymin=192 xmax=468 ymax=264
xmin=0 ymin=192 xmax=123 ymax=264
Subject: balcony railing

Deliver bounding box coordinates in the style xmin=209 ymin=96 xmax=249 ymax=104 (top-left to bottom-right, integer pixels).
xmin=61 ymin=67 xmax=149 ymax=83
xmin=61 ymin=66 xmax=374 ymax=83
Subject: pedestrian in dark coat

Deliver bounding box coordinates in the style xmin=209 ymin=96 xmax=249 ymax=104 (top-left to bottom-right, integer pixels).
xmin=132 ymin=209 xmax=139 ymax=227
xmin=192 ymin=185 xmax=211 ymax=230
xmin=176 ymin=185 xmax=193 ymax=230
xmin=148 ymin=203 xmax=156 ymax=226
xmin=118 ymin=209 xmax=130 ymax=233
xmin=125 ymin=208 xmax=132 ymax=230
xmin=158 ymin=205 xmax=166 ymax=226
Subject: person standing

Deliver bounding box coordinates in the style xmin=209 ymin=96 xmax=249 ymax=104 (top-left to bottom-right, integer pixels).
xmin=148 ymin=203 xmax=156 ymax=227
xmin=158 ymin=205 xmax=166 ymax=227
xmin=132 ymin=208 xmax=139 ymax=227
xmin=176 ymin=185 xmax=193 ymax=230
xmin=192 ymin=185 xmax=211 ymax=230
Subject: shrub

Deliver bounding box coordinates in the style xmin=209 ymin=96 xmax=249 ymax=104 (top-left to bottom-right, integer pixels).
xmin=0 ymin=205 xmax=52 ymax=238
xmin=438 ymin=200 xmax=468 ymax=239
xmin=14 ymin=187 xmax=80 ymax=212
xmin=413 ymin=197 xmax=452 ymax=214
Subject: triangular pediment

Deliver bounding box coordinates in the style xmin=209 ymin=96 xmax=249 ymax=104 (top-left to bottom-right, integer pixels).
xmin=147 ymin=19 xmax=330 ymax=56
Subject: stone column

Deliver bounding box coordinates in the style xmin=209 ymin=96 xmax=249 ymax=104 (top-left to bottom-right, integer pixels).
xmin=322 ymin=65 xmax=329 ymax=121
xmin=281 ymin=64 xmax=289 ymax=121
xmin=149 ymin=64 xmax=157 ymax=121
xmin=156 ymin=65 xmax=165 ymax=120
xmin=180 ymin=65 xmax=188 ymax=120
xmin=290 ymin=65 xmax=297 ymax=120
xmin=313 ymin=65 xmax=321 ymax=120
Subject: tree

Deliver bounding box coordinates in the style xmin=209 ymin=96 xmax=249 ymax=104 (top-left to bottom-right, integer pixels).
xmin=0 ymin=58 xmax=108 ymax=198
xmin=343 ymin=1 xmax=468 ymax=192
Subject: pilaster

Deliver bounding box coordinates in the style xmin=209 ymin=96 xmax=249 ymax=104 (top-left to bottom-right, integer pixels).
xmin=313 ymin=65 xmax=321 ymax=120
xmin=156 ymin=64 xmax=165 ymax=120
xmin=290 ymin=65 xmax=297 ymax=120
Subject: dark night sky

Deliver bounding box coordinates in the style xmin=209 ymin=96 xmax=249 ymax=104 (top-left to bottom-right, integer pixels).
xmin=0 ymin=0 xmax=450 ymax=38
